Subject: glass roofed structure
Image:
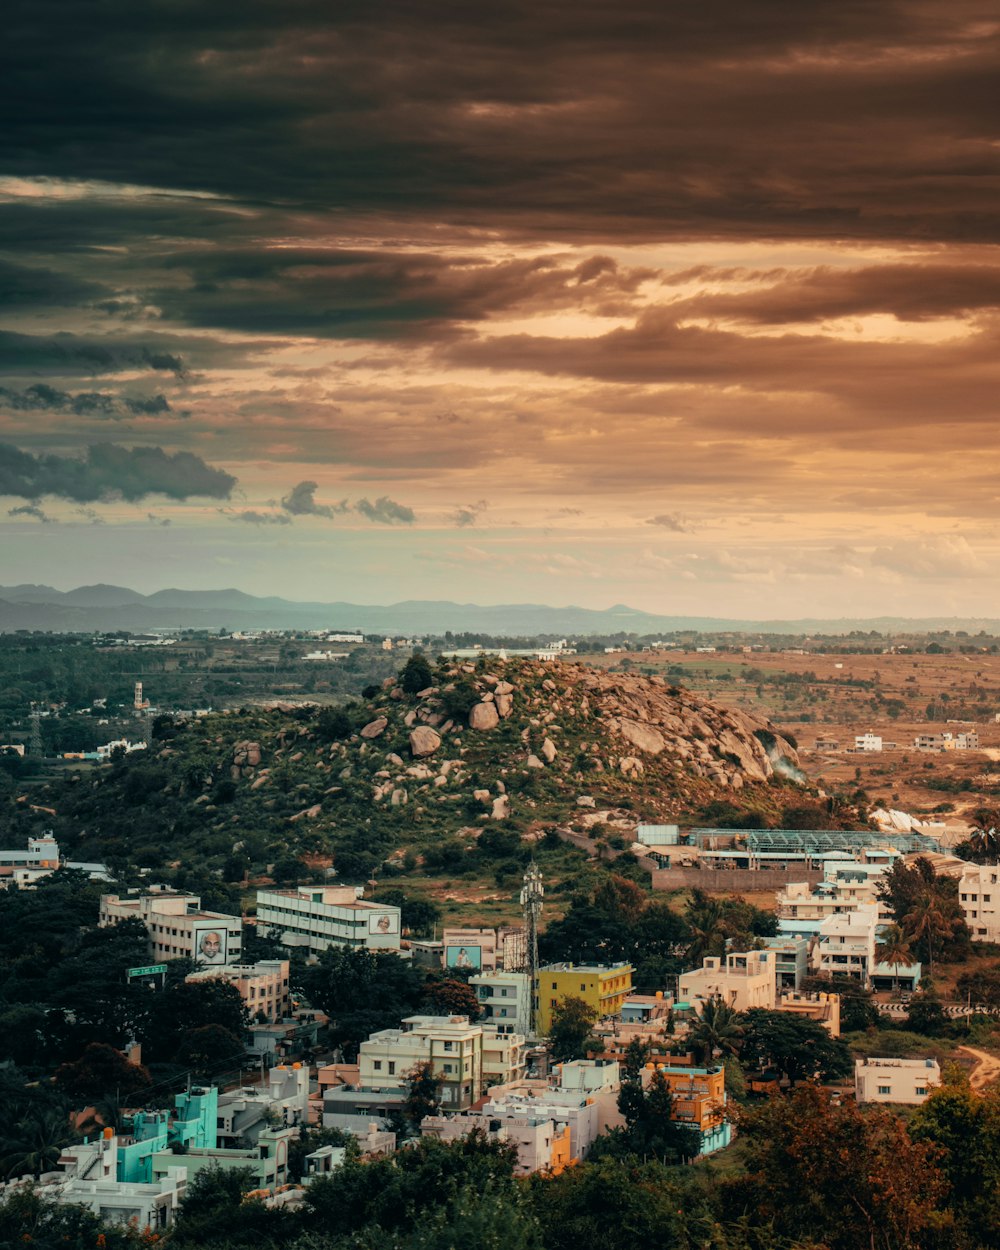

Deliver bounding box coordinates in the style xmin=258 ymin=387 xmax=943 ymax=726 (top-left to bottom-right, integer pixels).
xmin=687 ymin=827 xmax=940 ymax=868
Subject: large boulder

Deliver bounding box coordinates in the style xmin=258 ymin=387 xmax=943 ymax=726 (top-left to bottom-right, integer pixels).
xmin=360 ymin=717 xmax=389 ymax=739
xmin=469 ymin=701 xmax=500 ymax=731
xmin=492 ymin=794 xmax=511 ymax=820
xmin=614 ymin=718 xmax=666 ymax=755
xmin=409 ymin=726 xmax=442 ymax=757
xmin=495 ymin=693 xmax=514 ymax=718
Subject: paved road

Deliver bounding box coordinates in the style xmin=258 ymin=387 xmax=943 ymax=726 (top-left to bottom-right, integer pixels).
xmin=881 ymin=1002 xmax=998 ymax=1019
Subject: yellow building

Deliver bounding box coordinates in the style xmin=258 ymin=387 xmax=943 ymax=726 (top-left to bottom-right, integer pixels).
xmin=535 ymin=963 xmax=634 ymax=1034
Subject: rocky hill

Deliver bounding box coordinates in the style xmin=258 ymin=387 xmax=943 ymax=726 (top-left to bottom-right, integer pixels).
xmin=28 ymin=658 xmax=808 ymax=886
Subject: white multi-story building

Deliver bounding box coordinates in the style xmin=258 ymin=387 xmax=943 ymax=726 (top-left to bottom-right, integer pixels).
xmin=814 ymin=903 xmax=879 ymax=984
xmin=186 ymin=959 xmax=290 ymax=1022
xmin=959 ymin=864 xmax=1000 ymax=942
xmin=470 ymin=970 xmax=532 ymax=1036
xmin=777 ymin=868 xmax=891 ymax=937
xmin=854 ymin=732 xmax=883 ymax=752
xmin=856 ymin=1057 xmax=940 ymax=1104
xmin=255 ymin=884 xmax=401 ymax=955
xmin=357 ymin=1014 xmax=526 ymax=1110
xmin=100 ymin=889 xmax=242 ymax=966
xmin=678 ymin=950 xmax=777 ymax=1012
xmin=360 ymin=1015 xmax=483 ymax=1111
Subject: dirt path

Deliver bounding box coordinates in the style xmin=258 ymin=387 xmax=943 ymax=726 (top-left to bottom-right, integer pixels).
xmin=956 ymin=1046 xmax=1000 ymax=1091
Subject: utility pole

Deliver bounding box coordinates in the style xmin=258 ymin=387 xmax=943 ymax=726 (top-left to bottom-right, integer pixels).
xmin=520 ymin=862 xmax=544 ymax=1037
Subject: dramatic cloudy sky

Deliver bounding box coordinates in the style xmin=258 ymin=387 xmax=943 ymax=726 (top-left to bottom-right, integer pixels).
xmin=2 ymin=1 xmax=999 ymax=616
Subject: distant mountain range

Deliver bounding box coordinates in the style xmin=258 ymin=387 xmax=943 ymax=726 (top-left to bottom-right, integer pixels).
xmin=0 ymin=583 xmax=997 ymax=637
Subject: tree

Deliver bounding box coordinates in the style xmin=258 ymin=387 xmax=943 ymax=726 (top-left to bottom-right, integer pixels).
xmin=303 ymin=1133 xmax=522 ymax=1242
xmin=738 ymin=1010 xmax=852 ymax=1085
xmin=687 ymin=996 xmax=743 ymax=1065
xmin=170 ymin=1163 xmax=292 ymax=1248
xmin=287 ymin=1125 xmax=360 ymax=1182
xmin=0 ymin=1186 xmax=143 ymax=1249
xmin=54 ymin=1042 xmax=152 ymax=1106
xmin=548 ymin=996 xmax=599 ymax=1064
xmin=595 ymin=1066 xmax=702 ymax=1164
xmin=295 ymin=946 xmax=425 ymax=1056
xmin=728 ymin=1084 xmax=949 ymax=1250
xmin=400 ymin=654 xmax=434 ymax=694
xmin=403 ymin=1061 xmax=444 ymax=1129
xmin=175 ymin=1023 xmax=245 ymax=1080
xmin=906 ymin=986 xmax=948 ymax=1036
xmin=529 ymin=1155 xmax=716 ymax=1250
xmin=683 ymin=890 xmax=726 ymax=964
xmin=875 ymin=923 xmax=914 ymax=992
xmin=801 ymin=974 xmax=880 ymax=1031
xmin=423 ymin=976 xmax=481 ymax=1020
xmin=878 ymin=857 xmax=969 ymax=972
xmin=0 ymin=1103 xmax=77 ymax=1180
xmin=910 ymin=1071 xmax=1000 ymax=1246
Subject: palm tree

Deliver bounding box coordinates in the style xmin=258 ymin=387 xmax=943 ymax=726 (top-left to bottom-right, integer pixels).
xmin=875 ymin=922 xmax=913 ymax=992
xmin=688 ymin=996 xmax=743 ymax=1066
xmin=0 ymin=1106 xmax=76 ymax=1180
xmin=903 ymin=891 xmax=951 ymax=977
xmin=969 ymin=824 xmax=1000 ymax=863
xmin=684 ymin=890 xmax=725 ymax=965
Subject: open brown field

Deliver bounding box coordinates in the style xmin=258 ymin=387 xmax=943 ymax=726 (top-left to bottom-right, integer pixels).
xmin=573 ymin=647 xmax=1000 ymax=831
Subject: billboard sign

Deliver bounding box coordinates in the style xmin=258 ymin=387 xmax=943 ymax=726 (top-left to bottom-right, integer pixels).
xmin=445 ymin=945 xmax=482 ymax=971
xmin=193 ymin=926 xmax=229 ymax=965
xmin=368 ymin=911 xmax=400 ymax=936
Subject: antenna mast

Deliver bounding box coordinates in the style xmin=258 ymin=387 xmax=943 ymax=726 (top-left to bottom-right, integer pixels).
xmin=520 ymin=862 xmax=544 ymax=1036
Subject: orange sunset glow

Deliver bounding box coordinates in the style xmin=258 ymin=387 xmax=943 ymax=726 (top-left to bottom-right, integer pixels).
xmin=2 ymin=3 xmax=999 ymax=619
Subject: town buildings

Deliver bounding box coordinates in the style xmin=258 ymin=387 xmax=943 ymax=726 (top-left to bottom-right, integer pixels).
xmin=187 ymin=958 xmax=291 ymax=1023
xmin=814 ymin=904 xmax=879 ymax=984
xmin=678 ymin=951 xmax=777 ymax=1013
xmin=535 ymin=962 xmax=634 ymax=1033
xmin=255 ymin=884 xmax=401 ymax=955
xmin=855 ymin=1057 xmax=940 ymax=1104
xmin=470 ymin=970 xmax=533 ymax=1036
xmin=99 ymin=888 xmax=242 ymax=965
xmin=358 ymin=1014 xmax=526 ymax=1111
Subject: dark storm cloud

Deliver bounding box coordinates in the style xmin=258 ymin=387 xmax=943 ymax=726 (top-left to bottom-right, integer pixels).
xmin=0 ymin=443 xmax=236 ymax=502
xmin=668 ymin=263 xmax=1000 ymax=324
xmin=444 ymin=310 xmax=1000 ymax=430
xmin=0 ymin=332 xmax=185 ymax=377
xmin=150 ymin=249 xmax=649 ymax=339
xmin=0 ymin=383 xmax=173 ymax=419
xmin=2 ymin=1 xmax=999 ymax=243
xmin=0 ymin=259 xmax=105 ymax=308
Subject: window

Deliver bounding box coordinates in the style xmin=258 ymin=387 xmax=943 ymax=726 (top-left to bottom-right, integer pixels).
xmin=915 ymin=1087 xmax=926 ymax=1096
xmin=388 ymin=1062 xmax=396 ymax=1076
xmin=373 ymin=1060 xmax=382 ymax=1071
xmin=443 ymin=1063 xmax=454 ymax=1074
xmin=443 ymin=1041 xmax=454 ymax=1052
xmin=877 ymin=1085 xmax=891 ymax=1095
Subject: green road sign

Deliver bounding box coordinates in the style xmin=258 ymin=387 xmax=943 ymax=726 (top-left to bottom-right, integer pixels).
xmin=127 ymin=963 xmax=168 ymax=979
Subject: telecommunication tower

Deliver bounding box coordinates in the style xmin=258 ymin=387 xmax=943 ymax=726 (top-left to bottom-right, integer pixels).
xmin=520 ymin=862 xmax=544 ymax=1036
xmin=29 ymin=705 xmax=43 ymax=758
